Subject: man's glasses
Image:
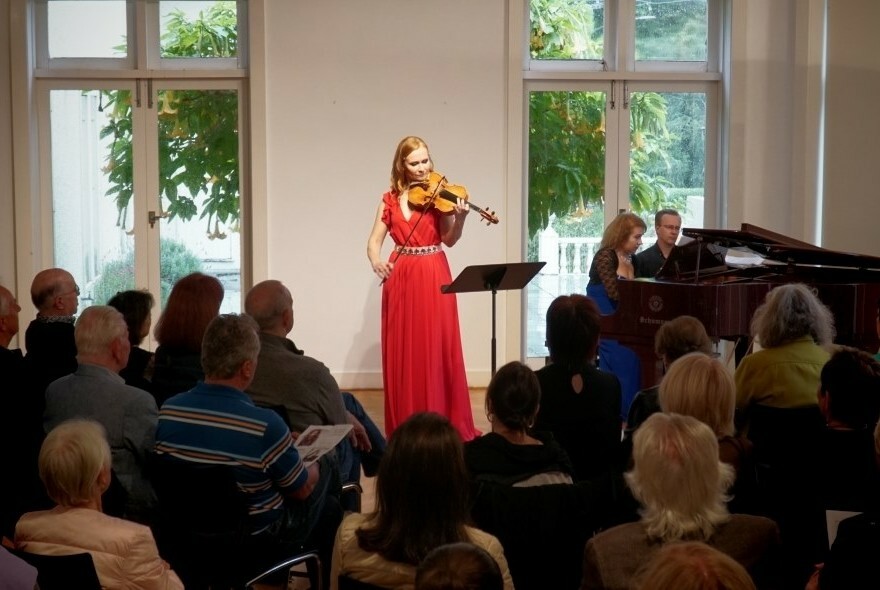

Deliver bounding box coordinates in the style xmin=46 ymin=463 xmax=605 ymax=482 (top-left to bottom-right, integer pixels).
xmin=660 ymin=225 xmax=681 ymax=231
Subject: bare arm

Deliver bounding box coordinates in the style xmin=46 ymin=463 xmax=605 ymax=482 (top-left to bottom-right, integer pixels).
xmin=285 ymin=462 xmax=320 ymax=501
xmin=367 ymin=201 xmax=393 ymax=280
xmin=440 ymin=198 xmax=469 ymax=247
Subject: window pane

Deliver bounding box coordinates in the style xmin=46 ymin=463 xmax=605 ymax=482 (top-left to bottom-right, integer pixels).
xmin=160 ymin=1 xmax=238 ymax=59
xmin=156 ymin=88 xmax=241 ymax=313
xmin=47 ymin=1 xmax=127 ymax=59
xmin=630 ymin=91 xmax=707 ymax=242
xmin=50 ymin=88 xmax=135 ymax=308
xmin=529 ymin=0 xmax=604 ymax=61
xmin=526 ymin=90 xmax=607 ymax=358
xmin=635 ymin=0 xmax=708 ymax=62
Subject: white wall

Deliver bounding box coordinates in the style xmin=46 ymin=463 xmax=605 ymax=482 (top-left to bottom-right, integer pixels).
xmin=822 ymin=0 xmax=880 ymax=255
xmin=257 ymin=0 xmax=508 ymax=388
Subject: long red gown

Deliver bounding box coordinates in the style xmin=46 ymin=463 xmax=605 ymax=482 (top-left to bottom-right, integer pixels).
xmin=380 ymin=191 xmax=479 ymax=441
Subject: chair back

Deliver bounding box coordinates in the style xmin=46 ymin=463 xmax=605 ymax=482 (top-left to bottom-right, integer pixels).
xmin=150 ymin=454 xmax=255 ymax=588
xmin=8 ymin=548 xmax=101 ymax=590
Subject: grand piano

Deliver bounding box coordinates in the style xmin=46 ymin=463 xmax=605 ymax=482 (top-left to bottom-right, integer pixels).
xmin=600 ymin=223 xmax=880 ymax=387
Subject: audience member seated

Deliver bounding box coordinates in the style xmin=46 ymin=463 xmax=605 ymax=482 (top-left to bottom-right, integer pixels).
xmin=625 ymin=314 xmax=715 ymax=436
xmin=816 ymin=346 xmax=880 ymax=515
xmin=734 ymin=283 xmax=834 ymax=431
xmin=150 ymin=272 xmax=223 ymax=406
xmin=733 ymin=284 xmax=835 ymax=586
xmin=24 ymin=268 xmax=79 ymax=402
xmin=107 ymin=289 xmax=156 ymax=393
xmin=244 ymin=279 xmax=386 ymax=491
xmin=806 ymin=420 xmax=880 ymax=590
xmin=581 ymin=413 xmax=781 ymax=590
xmin=14 ymin=419 xmax=183 ymax=589
xmin=153 ymin=313 xmax=342 ymax=573
xmin=535 ymin=294 xmax=622 ymax=482
xmin=330 ymin=412 xmax=514 ymax=590
xmin=0 ymin=283 xmax=48 ymax=539
xmin=658 ymin=352 xmax=759 ymax=515
xmin=466 ymin=361 xmax=622 ymax=590
xmin=631 ymin=541 xmax=757 ymax=590
xmin=43 ymin=305 xmax=158 ymax=523
xmin=415 ymin=542 xmax=504 ymax=590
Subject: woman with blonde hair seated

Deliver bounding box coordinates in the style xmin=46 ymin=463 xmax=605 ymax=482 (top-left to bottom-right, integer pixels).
xmin=330 ymin=412 xmax=514 ymax=590
xmin=581 ymin=413 xmax=780 ymax=590
xmin=632 ymin=541 xmax=757 ymax=590
xmin=659 ymin=352 xmax=758 ymax=511
xmin=14 ymin=419 xmax=183 ymax=589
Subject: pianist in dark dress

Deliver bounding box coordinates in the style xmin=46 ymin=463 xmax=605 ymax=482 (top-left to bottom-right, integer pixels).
xmin=586 ymin=212 xmax=646 ymax=418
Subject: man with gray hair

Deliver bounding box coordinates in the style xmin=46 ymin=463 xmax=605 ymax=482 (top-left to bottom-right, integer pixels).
xmin=25 ymin=268 xmax=81 ymax=394
xmin=43 ymin=305 xmax=158 ymax=523
xmin=154 ymin=313 xmax=342 ymax=570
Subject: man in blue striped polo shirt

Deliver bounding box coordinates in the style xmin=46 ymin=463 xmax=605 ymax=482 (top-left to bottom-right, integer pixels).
xmin=154 ymin=313 xmax=341 ymax=566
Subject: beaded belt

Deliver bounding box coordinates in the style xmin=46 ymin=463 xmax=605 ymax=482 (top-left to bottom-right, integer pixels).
xmin=395 ymin=245 xmax=441 ymax=256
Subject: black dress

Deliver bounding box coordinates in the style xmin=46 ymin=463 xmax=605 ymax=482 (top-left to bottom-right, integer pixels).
xmin=534 ymin=362 xmax=622 ymax=481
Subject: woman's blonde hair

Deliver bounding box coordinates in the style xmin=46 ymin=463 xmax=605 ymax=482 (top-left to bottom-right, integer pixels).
xmin=390 ymin=136 xmax=431 ymax=194
xmin=599 ymin=212 xmax=647 ymax=250
xmin=39 ymin=419 xmax=111 ymax=507
xmin=659 ymin=352 xmax=736 ymax=437
xmin=632 ymin=541 xmax=756 ymax=590
xmin=626 ymin=413 xmax=733 ymax=542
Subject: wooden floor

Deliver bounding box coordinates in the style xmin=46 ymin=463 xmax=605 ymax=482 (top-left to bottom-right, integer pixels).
xmin=348 ymin=388 xmax=490 ymax=512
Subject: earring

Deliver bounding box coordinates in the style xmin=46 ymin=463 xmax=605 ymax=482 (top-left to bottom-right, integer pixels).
xmin=486 ymin=413 xmax=494 ymax=423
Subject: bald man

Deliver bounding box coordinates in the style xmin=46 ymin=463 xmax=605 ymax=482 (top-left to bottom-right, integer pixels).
xmin=244 ymin=280 xmax=385 ymax=495
xmin=0 ymin=284 xmax=22 ymax=364
xmin=25 ymin=268 xmax=80 ymax=397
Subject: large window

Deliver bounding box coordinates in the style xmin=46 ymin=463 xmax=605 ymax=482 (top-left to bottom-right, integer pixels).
xmin=34 ymin=0 xmax=248 ymax=339
xmin=521 ymin=0 xmax=723 ymax=360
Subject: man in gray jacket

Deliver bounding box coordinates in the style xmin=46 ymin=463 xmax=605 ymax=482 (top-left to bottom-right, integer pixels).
xmin=43 ymin=305 xmax=158 ymax=523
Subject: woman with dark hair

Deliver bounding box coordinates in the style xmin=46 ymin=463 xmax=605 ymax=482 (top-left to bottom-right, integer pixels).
xmin=586 ymin=212 xmax=648 ymax=416
xmin=329 ymin=412 xmax=513 ymax=589
xmin=150 ymin=272 xmax=224 ymax=406
xmin=107 ymin=289 xmax=155 ymax=392
xmin=535 ymin=294 xmax=622 ymax=482
xmin=467 ymin=362 xmax=615 ymax=590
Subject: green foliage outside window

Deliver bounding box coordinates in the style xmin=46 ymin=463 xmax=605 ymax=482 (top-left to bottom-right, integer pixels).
xmin=101 ymin=2 xmax=240 ymax=238
xmin=91 ymin=239 xmax=203 ymax=307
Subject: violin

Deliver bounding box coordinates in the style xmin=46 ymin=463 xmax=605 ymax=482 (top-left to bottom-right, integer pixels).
xmin=407 ymin=171 xmax=499 ymax=225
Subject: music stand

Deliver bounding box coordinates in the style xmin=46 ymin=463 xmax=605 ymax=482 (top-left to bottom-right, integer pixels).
xmin=441 ymin=261 xmax=546 ymax=375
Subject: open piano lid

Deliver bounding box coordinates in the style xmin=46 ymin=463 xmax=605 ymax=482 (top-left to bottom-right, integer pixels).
xmin=656 ymin=223 xmax=880 ymax=281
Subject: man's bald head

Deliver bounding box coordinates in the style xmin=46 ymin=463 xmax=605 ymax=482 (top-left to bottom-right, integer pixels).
xmin=0 ymin=284 xmax=21 ymax=346
xmin=245 ymin=280 xmax=293 ymax=334
xmin=30 ymin=268 xmax=79 ymax=316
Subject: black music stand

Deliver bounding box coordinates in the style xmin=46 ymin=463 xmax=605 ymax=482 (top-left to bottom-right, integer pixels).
xmin=442 ymin=261 xmax=546 ymax=375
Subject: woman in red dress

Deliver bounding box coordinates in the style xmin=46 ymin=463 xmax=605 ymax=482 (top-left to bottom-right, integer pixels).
xmin=366 ymin=136 xmax=478 ymax=441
